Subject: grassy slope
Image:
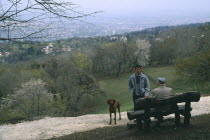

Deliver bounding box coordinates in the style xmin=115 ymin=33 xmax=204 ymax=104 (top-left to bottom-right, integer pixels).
xmin=95 ymin=66 xmax=194 ymax=114
xmin=144 ymin=66 xmax=194 ymax=93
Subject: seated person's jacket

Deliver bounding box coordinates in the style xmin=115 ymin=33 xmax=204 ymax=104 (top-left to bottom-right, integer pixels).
xmin=152 ymin=85 xmax=174 ymax=112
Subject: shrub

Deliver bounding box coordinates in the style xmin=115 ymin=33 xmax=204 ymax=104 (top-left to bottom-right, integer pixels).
xmin=176 ymin=50 xmax=210 ymax=93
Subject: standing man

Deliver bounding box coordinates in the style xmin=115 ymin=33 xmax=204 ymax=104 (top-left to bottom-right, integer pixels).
xmin=128 ymin=64 xmax=150 ymax=111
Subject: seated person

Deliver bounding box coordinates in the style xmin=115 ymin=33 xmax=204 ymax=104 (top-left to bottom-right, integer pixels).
xmin=152 ymin=78 xmax=174 ymax=99
xmin=151 ymin=78 xmax=174 ymax=126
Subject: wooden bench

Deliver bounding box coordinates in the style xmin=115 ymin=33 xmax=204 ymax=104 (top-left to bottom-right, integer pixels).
xmin=127 ymin=91 xmax=200 ymax=130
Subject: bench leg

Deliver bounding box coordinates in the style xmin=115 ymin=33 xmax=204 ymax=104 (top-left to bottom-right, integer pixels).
xmin=184 ymin=101 xmax=191 ymax=127
xmin=175 ymin=112 xmax=180 ymax=127
xmin=137 ymin=119 xmax=143 ymax=130
xmin=184 ymin=113 xmax=191 ymax=127
xmin=144 ymin=118 xmax=151 ymax=132
xmin=127 ymin=122 xmax=137 ymax=129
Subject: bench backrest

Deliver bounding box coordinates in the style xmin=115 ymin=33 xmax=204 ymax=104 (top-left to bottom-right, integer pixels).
xmin=135 ymin=91 xmax=200 ymax=109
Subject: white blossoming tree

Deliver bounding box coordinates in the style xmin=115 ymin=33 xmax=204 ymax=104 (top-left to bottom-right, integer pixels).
xmin=135 ymin=39 xmax=151 ymax=66
xmin=1 ymin=79 xmax=52 ymax=118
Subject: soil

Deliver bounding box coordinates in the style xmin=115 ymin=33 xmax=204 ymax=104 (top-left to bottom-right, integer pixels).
xmin=55 ymin=114 xmax=210 ymax=140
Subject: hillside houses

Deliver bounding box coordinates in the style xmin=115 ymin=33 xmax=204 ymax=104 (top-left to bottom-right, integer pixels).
xmin=0 ymin=51 xmax=10 ymax=63
xmin=0 ymin=51 xmax=10 ymax=57
xmin=110 ymin=36 xmax=128 ymax=43
xmin=42 ymin=43 xmax=73 ymax=55
xmin=42 ymin=43 xmax=54 ymax=54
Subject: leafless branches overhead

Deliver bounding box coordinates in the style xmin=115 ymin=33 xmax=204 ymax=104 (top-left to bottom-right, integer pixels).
xmin=0 ymin=0 xmax=99 ymax=41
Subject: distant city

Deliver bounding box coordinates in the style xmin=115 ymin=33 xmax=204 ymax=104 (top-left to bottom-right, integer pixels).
xmin=1 ymin=15 xmax=210 ymax=41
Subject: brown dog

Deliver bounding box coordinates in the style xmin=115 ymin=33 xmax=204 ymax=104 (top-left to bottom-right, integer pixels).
xmin=107 ymin=99 xmax=121 ymax=125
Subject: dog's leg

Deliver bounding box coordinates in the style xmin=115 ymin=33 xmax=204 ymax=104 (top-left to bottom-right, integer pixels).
xmin=114 ymin=112 xmax=117 ymax=125
xmin=109 ymin=113 xmax=112 ymax=125
xmin=118 ymin=107 xmax=121 ymax=120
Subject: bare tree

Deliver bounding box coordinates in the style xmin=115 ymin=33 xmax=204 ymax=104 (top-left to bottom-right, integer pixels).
xmin=0 ymin=0 xmax=99 ymax=41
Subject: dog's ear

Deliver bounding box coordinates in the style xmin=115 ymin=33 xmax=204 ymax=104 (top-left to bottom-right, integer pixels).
xmin=107 ymin=99 xmax=111 ymax=104
xmin=113 ymin=99 xmax=116 ymax=103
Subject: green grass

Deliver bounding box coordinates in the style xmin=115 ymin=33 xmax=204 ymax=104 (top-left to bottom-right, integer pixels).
xmin=94 ymin=66 xmax=195 ymax=114
xmin=144 ymin=66 xmax=194 ymax=93
xmin=95 ymin=72 xmax=134 ymax=114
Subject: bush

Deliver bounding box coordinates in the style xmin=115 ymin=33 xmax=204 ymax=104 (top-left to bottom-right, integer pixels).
xmin=176 ymin=50 xmax=210 ymax=93
xmin=0 ymin=79 xmax=53 ymax=123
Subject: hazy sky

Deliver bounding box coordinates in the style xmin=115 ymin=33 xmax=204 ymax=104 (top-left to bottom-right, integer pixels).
xmin=72 ymin=0 xmax=210 ymax=17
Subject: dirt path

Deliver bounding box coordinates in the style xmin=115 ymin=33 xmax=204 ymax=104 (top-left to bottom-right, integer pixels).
xmin=0 ymin=96 xmax=210 ymax=140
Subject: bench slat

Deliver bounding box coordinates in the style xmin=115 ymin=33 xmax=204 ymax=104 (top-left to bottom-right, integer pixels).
xmin=127 ymin=105 xmax=192 ymax=120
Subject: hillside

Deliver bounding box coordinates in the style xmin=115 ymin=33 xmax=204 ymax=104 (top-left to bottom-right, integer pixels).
xmin=0 ymin=22 xmax=209 ymax=125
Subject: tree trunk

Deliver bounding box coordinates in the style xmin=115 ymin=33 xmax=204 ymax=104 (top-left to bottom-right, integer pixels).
xmin=37 ymin=94 xmax=40 ymax=116
xmin=116 ymin=62 xmax=122 ymax=77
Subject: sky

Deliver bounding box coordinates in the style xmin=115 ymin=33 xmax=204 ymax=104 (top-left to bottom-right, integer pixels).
xmin=72 ymin=0 xmax=210 ymax=17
